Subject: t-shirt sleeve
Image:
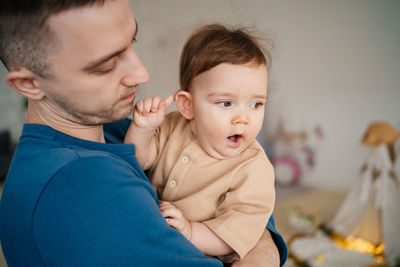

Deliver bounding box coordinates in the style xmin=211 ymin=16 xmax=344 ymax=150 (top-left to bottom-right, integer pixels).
xmin=32 ymin=156 xmax=221 ymax=267
xmin=203 ymin=157 xmax=275 ymax=259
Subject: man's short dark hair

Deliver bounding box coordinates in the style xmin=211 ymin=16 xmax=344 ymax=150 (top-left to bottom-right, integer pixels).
xmin=0 ymin=0 xmax=107 ymax=77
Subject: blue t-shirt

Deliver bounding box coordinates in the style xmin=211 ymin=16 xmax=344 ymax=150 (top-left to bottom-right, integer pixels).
xmin=0 ymin=120 xmax=287 ymax=266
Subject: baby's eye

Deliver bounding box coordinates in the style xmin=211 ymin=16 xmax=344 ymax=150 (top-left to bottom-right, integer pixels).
xmin=250 ymin=101 xmax=264 ymax=109
xmin=217 ymin=100 xmax=232 ymax=107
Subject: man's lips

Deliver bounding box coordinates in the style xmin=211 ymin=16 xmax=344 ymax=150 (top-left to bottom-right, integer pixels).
xmin=122 ymin=91 xmax=136 ymax=100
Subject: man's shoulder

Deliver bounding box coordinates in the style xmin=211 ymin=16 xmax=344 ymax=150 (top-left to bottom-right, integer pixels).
xmin=14 ymin=132 xmax=125 ymax=169
xmin=2 ymin=128 xmax=152 ymax=227
xmin=7 ymin=125 xmax=140 ymax=194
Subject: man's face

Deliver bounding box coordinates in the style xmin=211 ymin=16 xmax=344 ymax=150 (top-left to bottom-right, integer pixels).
xmin=189 ymin=62 xmax=268 ymax=159
xmin=36 ymin=0 xmax=149 ymax=125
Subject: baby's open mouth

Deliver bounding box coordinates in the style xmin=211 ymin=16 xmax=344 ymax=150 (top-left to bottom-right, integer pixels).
xmin=228 ymin=134 xmax=242 ymax=146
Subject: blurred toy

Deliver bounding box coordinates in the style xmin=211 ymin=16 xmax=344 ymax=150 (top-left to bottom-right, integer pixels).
xmin=288 ymin=206 xmax=318 ymax=235
xmin=330 ymin=121 xmax=400 ymax=264
xmin=362 ymin=121 xmax=400 ymax=163
xmin=270 ymin=121 xmax=324 ymax=186
xmin=362 ymin=121 xmax=400 ymax=147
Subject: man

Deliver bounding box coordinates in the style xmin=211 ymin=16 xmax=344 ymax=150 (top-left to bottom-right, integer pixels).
xmin=0 ymin=0 xmax=287 ymax=266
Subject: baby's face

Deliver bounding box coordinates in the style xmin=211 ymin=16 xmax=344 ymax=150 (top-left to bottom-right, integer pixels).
xmin=189 ymin=62 xmax=268 ymax=159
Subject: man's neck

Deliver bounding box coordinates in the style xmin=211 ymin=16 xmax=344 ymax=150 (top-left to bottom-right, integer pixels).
xmin=26 ymin=102 xmax=106 ymax=143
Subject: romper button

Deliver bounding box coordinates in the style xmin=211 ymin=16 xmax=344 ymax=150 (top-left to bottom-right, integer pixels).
xmin=170 ymin=180 xmax=177 ymax=187
xmin=182 ymin=156 xmax=189 ymax=163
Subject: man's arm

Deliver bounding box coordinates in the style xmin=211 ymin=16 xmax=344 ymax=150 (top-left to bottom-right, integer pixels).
xmin=232 ymin=229 xmax=279 ymax=267
xmin=33 ymin=157 xmax=222 ymax=266
xmin=233 ymin=215 xmax=288 ymax=267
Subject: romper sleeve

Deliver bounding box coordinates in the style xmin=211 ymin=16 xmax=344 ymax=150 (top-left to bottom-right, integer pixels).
xmin=203 ymin=155 xmax=275 ymax=260
xmin=142 ymin=112 xmax=180 ymax=171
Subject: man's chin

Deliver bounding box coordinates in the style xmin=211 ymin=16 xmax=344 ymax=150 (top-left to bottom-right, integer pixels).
xmin=79 ymin=108 xmax=132 ymax=126
xmin=100 ymin=112 xmax=132 ymax=125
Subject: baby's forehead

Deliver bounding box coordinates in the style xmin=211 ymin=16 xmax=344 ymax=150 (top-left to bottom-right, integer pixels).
xmin=190 ymin=62 xmax=268 ymax=93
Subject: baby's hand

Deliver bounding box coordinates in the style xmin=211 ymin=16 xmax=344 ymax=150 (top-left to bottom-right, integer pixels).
xmin=159 ymin=201 xmax=192 ymax=240
xmin=133 ymin=92 xmax=175 ymax=130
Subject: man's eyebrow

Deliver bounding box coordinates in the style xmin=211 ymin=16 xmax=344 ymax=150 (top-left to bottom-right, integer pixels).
xmin=82 ymin=20 xmax=139 ymax=72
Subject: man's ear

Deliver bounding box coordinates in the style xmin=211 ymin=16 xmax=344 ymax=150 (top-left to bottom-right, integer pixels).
xmin=175 ymin=90 xmax=194 ymax=120
xmin=5 ymin=68 xmax=45 ymax=100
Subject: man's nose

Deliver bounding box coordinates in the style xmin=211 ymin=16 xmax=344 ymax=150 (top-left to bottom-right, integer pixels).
xmin=231 ymin=109 xmax=249 ymax=125
xmin=121 ymin=49 xmax=150 ymax=87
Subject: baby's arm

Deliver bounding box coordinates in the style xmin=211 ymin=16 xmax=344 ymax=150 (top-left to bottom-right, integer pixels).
xmin=124 ymin=93 xmax=175 ymax=168
xmin=159 ymin=201 xmax=234 ymax=256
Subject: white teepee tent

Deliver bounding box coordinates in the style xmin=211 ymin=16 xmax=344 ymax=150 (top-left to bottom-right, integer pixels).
xmin=330 ymin=143 xmax=400 ymax=262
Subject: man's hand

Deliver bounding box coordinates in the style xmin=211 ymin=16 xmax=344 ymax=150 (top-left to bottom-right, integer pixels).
xmin=133 ymin=92 xmax=176 ymax=130
xmin=159 ymin=201 xmax=192 ymax=241
xmin=232 ymin=229 xmax=280 ymax=267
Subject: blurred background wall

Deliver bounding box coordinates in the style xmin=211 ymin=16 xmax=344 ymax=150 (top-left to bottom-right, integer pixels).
xmin=0 ymin=64 xmax=24 ymax=145
xmin=1 ymin=0 xmax=399 ymax=192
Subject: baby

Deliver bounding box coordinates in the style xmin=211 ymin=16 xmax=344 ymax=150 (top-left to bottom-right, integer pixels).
xmin=125 ymin=24 xmax=275 ymax=262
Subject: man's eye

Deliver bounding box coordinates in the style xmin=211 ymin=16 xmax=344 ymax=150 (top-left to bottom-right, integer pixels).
xmin=217 ymin=100 xmax=232 ymax=107
xmin=250 ymin=102 xmax=264 ymax=109
xmin=95 ymin=59 xmax=118 ymax=74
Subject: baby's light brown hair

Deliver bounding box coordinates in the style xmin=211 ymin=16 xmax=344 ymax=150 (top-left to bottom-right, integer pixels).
xmin=179 ymin=24 xmax=271 ymax=91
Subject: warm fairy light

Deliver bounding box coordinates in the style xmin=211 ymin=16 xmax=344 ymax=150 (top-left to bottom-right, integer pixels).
xmin=331 ymin=233 xmax=385 ymax=261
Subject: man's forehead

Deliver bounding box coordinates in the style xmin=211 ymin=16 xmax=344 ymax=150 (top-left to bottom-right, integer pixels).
xmin=48 ymin=1 xmax=134 ymax=40
xmin=47 ymin=0 xmax=134 ymax=32
xmin=44 ymin=0 xmax=136 ymax=68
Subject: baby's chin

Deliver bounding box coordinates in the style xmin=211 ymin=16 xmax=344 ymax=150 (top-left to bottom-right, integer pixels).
xmin=204 ymin=146 xmax=246 ymax=160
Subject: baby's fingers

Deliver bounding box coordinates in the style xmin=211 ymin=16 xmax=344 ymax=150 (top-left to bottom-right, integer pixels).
xmin=159 ymin=201 xmax=175 ymax=210
xmin=150 ymin=96 xmax=162 ymax=113
xmin=135 ymin=99 xmax=144 ymax=113
xmin=158 ymin=91 xmax=177 ymax=111
xmin=142 ymin=97 xmax=156 ymax=115
xmin=159 ymin=206 xmax=182 ymax=220
xmin=165 ymin=217 xmax=183 ymax=230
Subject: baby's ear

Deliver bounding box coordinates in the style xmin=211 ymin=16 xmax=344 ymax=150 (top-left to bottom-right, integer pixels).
xmin=175 ymin=90 xmax=194 ymax=120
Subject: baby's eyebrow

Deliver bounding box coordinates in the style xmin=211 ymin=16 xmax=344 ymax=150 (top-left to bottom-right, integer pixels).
xmin=207 ymin=92 xmax=267 ymax=100
xmin=207 ymin=92 xmax=235 ymax=98
xmin=252 ymin=94 xmax=268 ymax=100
